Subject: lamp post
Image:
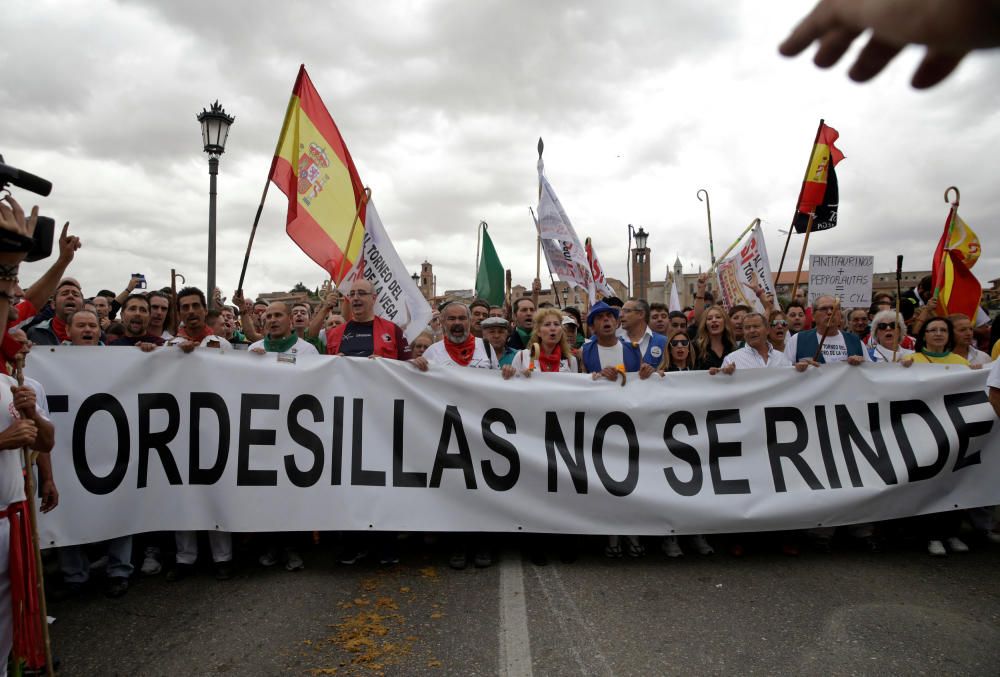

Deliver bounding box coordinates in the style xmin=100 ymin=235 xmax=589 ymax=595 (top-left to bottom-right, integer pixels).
xmin=197 ymin=101 xmax=235 ymax=309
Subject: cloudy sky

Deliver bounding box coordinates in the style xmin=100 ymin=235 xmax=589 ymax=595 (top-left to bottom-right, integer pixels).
xmin=3 ymin=0 xmax=999 ymax=301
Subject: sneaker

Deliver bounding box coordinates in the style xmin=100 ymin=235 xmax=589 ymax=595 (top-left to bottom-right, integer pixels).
xmin=89 ymin=555 xmax=109 ymax=572
xmin=661 ymin=536 xmax=683 ymax=558
xmin=473 ymin=549 xmax=493 ymax=568
xmin=984 ymin=531 xmax=1000 ymax=545
xmin=214 ymin=562 xmax=233 ymax=581
xmin=284 ymin=550 xmax=305 ymax=571
xmin=378 ymin=552 xmax=400 ymax=566
xmin=166 ymin=563 xmax=195 ymax=582
xmin=338 ymin=550 xmax=368 ymax=565
xmin=945 ymin=537 xmax=969 ymax=553
xmin=449 ymin=552 xmax=468 ymax=570
xmin=927 ymin=540 xmax=946 ymax=556
xmin=104 ymin=577 xmax=129 ymax=598
xmin=140 ymin=553 xmax=162 ymax=576
xmin=259 ymin=548 xmax=279 ymax=567
xmin=691 ymin=535 xmax=714 ymax=556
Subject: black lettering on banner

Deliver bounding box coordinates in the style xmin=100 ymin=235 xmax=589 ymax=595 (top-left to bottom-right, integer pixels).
xmin=137 ymin=393 xmax=182 ymax=488
xmin=944 ymin=391 xmax=993 ymax=471
xmin=662 ymin=411 xmax=702 ymax=496
xmin=835 ymin=403 xmax=897 ymax=487
xmin=591 ymin=412 xmax=639 ymax=497
xmin=814 ymin=405 xmax=842 ymax=489
xmin=429 ymin=405 xmax=477 ymax=489
xmin=706 ymin=409 xmax=750 ymax=495
xmin=350 ymin=398 xmax=385 ymax=487
xmin=72 ymin=394 xmax=129 ymax=495
xmin=480 ymin=408 xmax=520 ymax=492
xmin=237 ymin=394 xmax=279 ymax=486
xmin=392 ymin=399 xmax=427 ymax=488
xmin=285 ymin=394 xmax=325 ymax=488
xmin=189 ymin=392 xmax=230 ymax=485
xmin=331 ymin=396 xmax=344 ymax=485
xmin=765 ymin=407 xmax=824 ymax=492
xmin=544 ymin=412 xmax=588 ymax=494
xmin=890 ymin=400 xmax=950 ymax=482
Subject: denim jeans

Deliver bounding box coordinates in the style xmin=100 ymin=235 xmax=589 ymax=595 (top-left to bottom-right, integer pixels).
xmin=59 ymin=535 xmax=134 ymax=583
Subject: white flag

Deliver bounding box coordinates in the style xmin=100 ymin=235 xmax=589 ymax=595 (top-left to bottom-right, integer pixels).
xmin=715 ymin=223 xmax=778 ymax=313
xmin=669 ymin=277 xmax=682 ymax=312
xmin=536 ymin=158 xmax=596 ymax=300
xmin=339 ymin=201 xmax=431 ymax=342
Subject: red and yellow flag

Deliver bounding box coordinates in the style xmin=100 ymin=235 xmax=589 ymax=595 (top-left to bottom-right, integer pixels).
xmin=270 ymin=65 xmax=367 ymax=283
xmin=931 ymin=206 xmax=982 ymax=320
xmin=796 ymin=122 xmax=844 ymax=215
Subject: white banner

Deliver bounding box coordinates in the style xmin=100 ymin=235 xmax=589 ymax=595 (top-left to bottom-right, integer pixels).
xmin=716 ymin=224 xmax=778 ymax=312
xmin=536 ymin=158 xmax=598 ymax=300
xmin=809 ymin=254 xmax=874 ymax=309
xmin=339 ymin=200 xmax=431 ymax=342
xmin=25 ymin=348 xmax=999 ymax=548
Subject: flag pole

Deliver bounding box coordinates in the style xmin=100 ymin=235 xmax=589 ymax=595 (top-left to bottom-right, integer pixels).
xmin=14 ymin=356 xmax=55 ymax=677
xmin=236 ymin=179 xmax=271 ymax=295
xmin=789 ymin=213 xmax=814 ymax=302
xmin=334 ymin=186 xmax=372 ymax=285
xmin=812 ymin=298 xmax=840 ymax=362
xmin=775 ymin=118 xmax=826 ymax=286
xmin=475 ymin=220 xmax=483 ymax=291
xmin=932 ymin=186 xmax=961 ymax=310
xmin=696 ymin=189 xmax=715 ymax=265
xmin=534 ymin=137 xmax=544 ymax=307
xmin=707 ymin=218 xmax=760 ymax=276
xmin=505 ymin=269 xmax=512 ymax=320
xmin=893 ymin=254 xmax=903 ymax=363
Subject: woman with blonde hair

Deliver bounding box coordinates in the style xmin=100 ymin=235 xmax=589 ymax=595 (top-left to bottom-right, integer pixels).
xmin=693 ymin=306 xmax=736 ymax=370
xmin=503 ymin=307 xmax=578 ymax=377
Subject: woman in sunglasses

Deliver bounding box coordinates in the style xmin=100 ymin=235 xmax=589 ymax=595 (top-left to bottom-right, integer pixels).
xmin=767 ymin=310 xmax=789 ymax=353
xmin=657 ymin=329 xmax=696 ymax=372
xmin=866 ymin=310 xmax=913 ymax=362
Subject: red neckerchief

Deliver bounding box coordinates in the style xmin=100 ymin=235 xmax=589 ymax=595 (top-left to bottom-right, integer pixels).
xmin=178 ymin=325 xmax=213 ymax=343
xmin=444 ymin=334 xmax=476 ymax=366
xmin=51 ymin=316 xmax=69 ymax=343
xmin=537 ymin=344 xmax=563 ymax=372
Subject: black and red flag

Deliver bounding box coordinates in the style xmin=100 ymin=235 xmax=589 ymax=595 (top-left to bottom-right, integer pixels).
xmin=792 ymin=122 xmax=844 ymax=233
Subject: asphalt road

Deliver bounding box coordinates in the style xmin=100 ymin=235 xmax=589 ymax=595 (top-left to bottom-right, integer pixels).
xmin=45 ymin=534 xmax=1000 ymax=676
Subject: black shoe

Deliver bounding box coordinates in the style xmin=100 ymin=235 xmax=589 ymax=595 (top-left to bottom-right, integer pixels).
xmin=214 ymin=562 xmax=233 ymax=581
xmin=473 ymin=549 xmax=493 ymax=568
xmin=449 ymin=552 xmax=468 ymax=570
xmin=49 ymin=581 xmax=85 ymax=601
xmin=104 ymin=577 xmax=129 ymax=598
xmin=166 ymin=563 xmax=195 ymax=582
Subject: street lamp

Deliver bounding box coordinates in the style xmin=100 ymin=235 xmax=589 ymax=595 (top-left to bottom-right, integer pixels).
xmin=627 ymin=224 xmax=650 ymax=299
xmin=197 ymin=100 xmax=235 ymax=309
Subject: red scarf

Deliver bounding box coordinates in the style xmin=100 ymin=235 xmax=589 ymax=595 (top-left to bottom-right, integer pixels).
xmin=537 ymin=344 xmax=563 ymax=372
xmin=51 ymin=316 xmax=69 ymax=343
xmin=444 ymin=334 xmax=476 ymax=366
xmin=178 ymin=324 xmax=213 ymax=343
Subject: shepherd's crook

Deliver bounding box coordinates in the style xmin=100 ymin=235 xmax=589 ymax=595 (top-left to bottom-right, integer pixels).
xmin=697 ymin=189 xmax=715 ymax=265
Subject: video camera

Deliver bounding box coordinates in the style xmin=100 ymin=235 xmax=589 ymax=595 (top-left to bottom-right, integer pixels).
xmin=0 ymin=154 xmax=55 ymax=261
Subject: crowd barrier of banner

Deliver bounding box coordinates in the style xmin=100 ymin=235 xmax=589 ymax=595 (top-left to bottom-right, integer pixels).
xmin=23 ymin=347 xmax=999 ymax=548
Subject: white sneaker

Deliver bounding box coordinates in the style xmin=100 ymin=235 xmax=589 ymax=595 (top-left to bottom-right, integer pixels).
xmin=691 ymin=535 xmax=714 ymax=556
xmin=661 ymin=536 xmax=683 ymax=558
xmin=984 ymin=531 xmax=1000 ymax=545
xmin=945 ymin=537 xmax=969 ymax=553
xmin=140 ymin=554 xmax=161 ymax=576
xmin=927 ymin=540 xmax=946 ymax=556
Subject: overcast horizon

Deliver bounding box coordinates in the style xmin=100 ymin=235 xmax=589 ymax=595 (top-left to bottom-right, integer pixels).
xmin=3 ymin=0 xmax=999 ymax=302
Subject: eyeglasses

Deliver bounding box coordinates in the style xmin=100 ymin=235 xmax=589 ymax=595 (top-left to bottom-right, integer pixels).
xmin=348 ymin=290 xmax=372 ymax=298
xmin=875 ymin=322 xmax=897 ymax=331
xmin=770 ymin=320 xmax=788 ymax=327
xmin=670 ymin=339 xmax=690 ymax=347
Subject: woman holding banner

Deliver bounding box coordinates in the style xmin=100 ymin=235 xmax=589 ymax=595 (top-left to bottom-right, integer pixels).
xmin=503 ymin=308 xmax=579 ymax=377
xmin=692 ymin=307 xmax=736 ymax=370
xmin=905 ymin=317 xmax=981 ymax=368
xmin=768 ymin=310 xmax=789 ymax=353
xmin=657 ymin=329 xmax=696 ymax=373
xmin=866 ymin=310 xmax=913 ymax=363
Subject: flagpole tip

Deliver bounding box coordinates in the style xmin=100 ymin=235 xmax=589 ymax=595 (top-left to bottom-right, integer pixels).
xmin=944 ymin=185 xmax=960 ymax=206
xmin=537 ymin=138 xmax=544 ymax=157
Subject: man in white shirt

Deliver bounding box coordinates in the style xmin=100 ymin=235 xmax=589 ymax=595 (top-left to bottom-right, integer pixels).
xmin=249 ymin=302 xmax=319 ymax=357
xmin=716 ymin=313 xmax=793 ymax=373
xmin=418 ymin=302 xmax=497 ymax=369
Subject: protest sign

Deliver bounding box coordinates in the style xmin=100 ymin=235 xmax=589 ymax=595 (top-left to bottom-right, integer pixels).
xmin=808 ymin=254 xmax=874 ymax=308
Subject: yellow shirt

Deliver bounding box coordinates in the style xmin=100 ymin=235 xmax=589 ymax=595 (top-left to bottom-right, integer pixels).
xmin=992 ymin=339 xmax=1000 ymax=361
xmin=910 ymin=351 xmax=970 ymax=366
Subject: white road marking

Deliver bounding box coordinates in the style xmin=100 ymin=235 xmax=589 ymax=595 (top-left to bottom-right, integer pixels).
xmin=499 ymin=552 xmax=534 ymax=677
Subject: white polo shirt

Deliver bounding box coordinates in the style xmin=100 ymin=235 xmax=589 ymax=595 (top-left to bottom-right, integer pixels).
xmin=722 ymin=343 xmax=792 ymax=369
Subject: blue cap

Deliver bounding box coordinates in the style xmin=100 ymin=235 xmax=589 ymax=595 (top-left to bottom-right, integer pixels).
xmin=587 ymin=300 xmax=620 ymax=326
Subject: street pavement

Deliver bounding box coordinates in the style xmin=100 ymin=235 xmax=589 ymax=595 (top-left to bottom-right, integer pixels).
xmin=46 ymin=534 xmax=1000 ymax=676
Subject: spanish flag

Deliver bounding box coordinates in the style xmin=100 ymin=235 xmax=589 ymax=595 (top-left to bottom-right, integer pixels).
xmin=931 ymin=206 xmax=982 ymax=320
xmin=793 ymin=121 xmax=844 ymax=233
xmin=270 ymin=65 xmax=367 ymax=283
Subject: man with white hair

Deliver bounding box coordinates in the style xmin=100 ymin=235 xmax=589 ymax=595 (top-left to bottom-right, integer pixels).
xmin=416 ymin=302 xmax=497 ymax=369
